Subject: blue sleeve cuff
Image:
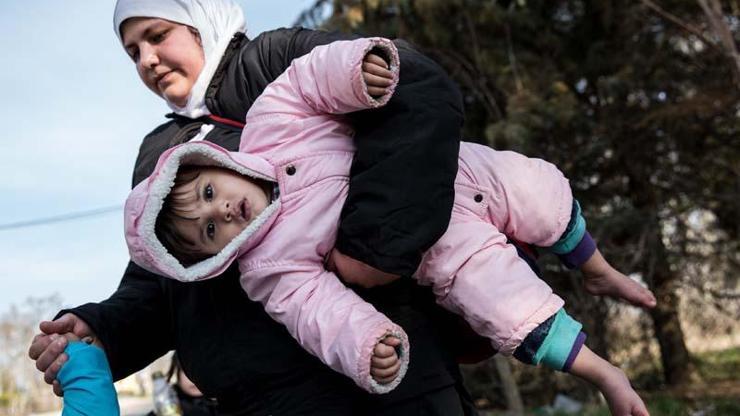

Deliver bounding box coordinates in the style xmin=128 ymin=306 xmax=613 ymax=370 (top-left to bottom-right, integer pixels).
xmin=58 ymin=342 xmax=120 ymax=416
xmin=549 ymin=200 xmax=587 ymax=255
xmin=532 ymin=309 xmax=583 ymax=371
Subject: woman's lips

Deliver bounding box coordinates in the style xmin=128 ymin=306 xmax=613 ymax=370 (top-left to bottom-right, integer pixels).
xmin=156 ymin=71 xmax=174 ymax=89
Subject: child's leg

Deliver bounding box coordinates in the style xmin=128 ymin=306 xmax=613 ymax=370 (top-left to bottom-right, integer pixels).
xmin=580 ymin=246 xmax=656 ymax=308
xmin=58 ymin=341 xmax=119 ymax=416
xmin=458 ymin=143 xmax=655 ymax=309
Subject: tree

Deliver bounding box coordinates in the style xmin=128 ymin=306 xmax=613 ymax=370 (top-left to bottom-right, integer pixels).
xmin=298 ymin=0 xmax=740 ymax=389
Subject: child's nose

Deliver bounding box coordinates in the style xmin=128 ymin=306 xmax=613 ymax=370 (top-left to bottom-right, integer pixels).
xmin=221 ymin=201 xmax=232 ymax=221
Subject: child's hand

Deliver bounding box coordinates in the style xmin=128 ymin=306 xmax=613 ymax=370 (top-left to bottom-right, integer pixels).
xmin=363 ymin=53 xmax=394 ymax=97
xmin=326 ymin=248 xmax=400 ymax=288
xmin=598 ymin=365 xmax=650 ymax=416
xmin=570 ymin=346 xmax=649 ymax=416
xmin=371 ymin=336 xmax=401 ymax=385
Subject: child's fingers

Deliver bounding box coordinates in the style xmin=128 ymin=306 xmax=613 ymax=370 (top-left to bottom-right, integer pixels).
xmin=373 ymin=342 xmax=396 ymax=359
xmin=631 ymin=400 xmax=650 ymax=416
xmin=371 ymin=359 xmax=401 ymax=381
xmin=367 ymin=86 xmax=387 ymax=97
xmin=371 ymin=353 xmax=398 ymax=370
xmin=364 ymin=53 xmax=389 ymax=69
xmin=362 ymin=59 xmax=393 ymax=78
xmin=381 ymin=336 xmax=401 ymax=347
xmin=363 ymin=71 xmax=394 ymax=87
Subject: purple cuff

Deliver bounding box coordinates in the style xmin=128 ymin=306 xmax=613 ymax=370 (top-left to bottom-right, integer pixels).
xmin=558 ymin=231 xmax=596 ymax=269
xmin=562 ymin=331 xmax=587 ymax=372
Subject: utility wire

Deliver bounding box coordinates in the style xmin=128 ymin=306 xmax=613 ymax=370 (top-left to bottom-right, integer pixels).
xmin=0 ymin=205 xmax=123 ymax=231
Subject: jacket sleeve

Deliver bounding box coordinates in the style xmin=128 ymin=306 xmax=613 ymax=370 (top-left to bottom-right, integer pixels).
xmin=251 ymin=29 xmax=463 ymax=277
xmin=238 ymin=261 xmax=409 ymax=394
xmin=245 ymin=38 xmax=399 ymax=119
xmin=513 ymin=308 xmax=586 ymax=372
xmin=57 ymin=261 xmax=174 ymax=381
xmin=415 ymin=217 xmax=564 ymax=355
xmin=474 ymin=149 xmax=597 ymax=268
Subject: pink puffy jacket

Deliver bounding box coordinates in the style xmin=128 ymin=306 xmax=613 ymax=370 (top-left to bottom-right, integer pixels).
xmin=125 ymin=38 xmax=570 ymax=394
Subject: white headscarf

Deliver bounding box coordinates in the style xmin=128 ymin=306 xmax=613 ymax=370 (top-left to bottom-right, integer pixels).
xmin=113 ymin=0 xmax=246 ymax=118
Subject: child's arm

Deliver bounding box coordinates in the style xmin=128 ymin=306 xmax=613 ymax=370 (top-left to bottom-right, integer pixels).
xmin=239 ymin=260 xmax=409 ymax=394
xmin=570 ymin=346 xmax=650 ymax=416
xmin=243 ymin=38 xmax=400 ymax=122
xmin=56 ymin=336 xmax=120 ymax=416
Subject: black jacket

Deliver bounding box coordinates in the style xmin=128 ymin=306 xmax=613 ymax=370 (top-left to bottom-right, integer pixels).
xmin=61 ymin=28 xmax=465 ymax=415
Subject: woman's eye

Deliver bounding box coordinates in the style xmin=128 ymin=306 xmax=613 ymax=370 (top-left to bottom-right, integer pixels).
xmin=151 ymin=31 xmax=167 ymax=43
xmin=204 ymin=184 xmax=214 ymax=200
xmin=206 ymin=221 xmax=215 ymax=239
xmin=127 ymin=49 xmax=139 ymax=63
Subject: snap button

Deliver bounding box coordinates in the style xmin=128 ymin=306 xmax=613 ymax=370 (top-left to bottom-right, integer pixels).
xmin=286 ymin=165 xmax=296 ymax=175
xmin=474 ymin=194 xmax=483 ymax=203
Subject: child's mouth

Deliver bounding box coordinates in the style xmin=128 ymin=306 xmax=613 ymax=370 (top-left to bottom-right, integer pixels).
xmin=240 ymin=199 xmax=248 ymax=221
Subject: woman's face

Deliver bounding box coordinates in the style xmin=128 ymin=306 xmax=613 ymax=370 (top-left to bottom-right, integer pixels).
xmin=121 ymin=17 xmax=205 ymax=107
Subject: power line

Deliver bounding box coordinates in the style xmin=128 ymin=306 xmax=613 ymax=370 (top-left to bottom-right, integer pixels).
xmin=0 ymin=205 xmax=123 ymax=231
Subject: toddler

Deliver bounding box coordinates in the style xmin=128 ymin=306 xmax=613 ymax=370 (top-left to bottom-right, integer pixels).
xmin=125 ymin=38 xmax=649 ymax=415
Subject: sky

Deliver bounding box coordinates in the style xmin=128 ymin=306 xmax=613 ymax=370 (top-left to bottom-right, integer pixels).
xmin=0 ymin=0 xmax=319 ymax=313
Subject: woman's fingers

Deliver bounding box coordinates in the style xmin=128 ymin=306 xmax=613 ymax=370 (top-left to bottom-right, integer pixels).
xmin=34 ymin=335 xmax=67 ymax=373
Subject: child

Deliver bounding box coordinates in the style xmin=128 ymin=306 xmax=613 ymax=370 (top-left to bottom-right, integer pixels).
xmin=124 ymin=38 xmax=649 ymax=415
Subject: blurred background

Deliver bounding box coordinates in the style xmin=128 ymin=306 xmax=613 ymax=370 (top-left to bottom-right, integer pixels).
xmin=1 ymin=0 xmax=738 ymax=415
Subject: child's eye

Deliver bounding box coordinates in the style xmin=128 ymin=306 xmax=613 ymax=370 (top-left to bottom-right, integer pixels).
xmin=206 ymin=221 xmax=215 ymax=239
xmin=204 ymin=184 xmax=214 ymax=200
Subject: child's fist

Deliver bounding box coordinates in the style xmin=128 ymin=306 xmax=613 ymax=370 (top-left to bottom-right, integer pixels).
xmin=371 ymin=336 xmax=401 ymax=384
xmin=362 ymin=53 xmax=394 ymax=97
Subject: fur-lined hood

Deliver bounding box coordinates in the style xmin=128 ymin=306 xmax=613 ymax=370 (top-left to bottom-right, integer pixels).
xmin=124 ymin=140 xmax=280 ymax=282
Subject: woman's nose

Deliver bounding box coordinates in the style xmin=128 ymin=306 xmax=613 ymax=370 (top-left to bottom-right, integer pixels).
xmin=140 ymin=45 xmax=159 ymax=69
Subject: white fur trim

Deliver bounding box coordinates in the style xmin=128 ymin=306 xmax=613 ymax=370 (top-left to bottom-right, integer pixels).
xmin=139 ymin=144 xmax=277 ymax=282
xmin=367 ymin=330 xmax=410 ymax=394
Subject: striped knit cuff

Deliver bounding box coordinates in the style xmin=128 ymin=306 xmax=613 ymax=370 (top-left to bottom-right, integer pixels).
xmin=563 ymin=331 xmax=587 ymax=372
xmin=550 ymin=200 xmax=587 ymax=254
xmin=558 ymin=231 xmax=597 ymax=269
xmin=533 ymin=309 xmax=583 ymax=371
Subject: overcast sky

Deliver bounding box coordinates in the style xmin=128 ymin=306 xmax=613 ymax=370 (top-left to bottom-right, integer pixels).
xmin=0 ymin=0 xmax=318 ymax=313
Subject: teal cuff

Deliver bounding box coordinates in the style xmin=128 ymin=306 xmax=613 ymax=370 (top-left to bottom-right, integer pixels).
xmin=550 ymin=201 xmax=587 ymax=254
xmin=532 ymin=309 xmax=583 ymax=371
xmin=58 ymin=342 xmax=120 ymax=416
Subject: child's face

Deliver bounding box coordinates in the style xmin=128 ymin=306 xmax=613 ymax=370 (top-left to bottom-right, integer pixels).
xmin=172 ymin=167 xmax=270 ymax=256
xmin=121 ymin=17 xmax=205 ymax=107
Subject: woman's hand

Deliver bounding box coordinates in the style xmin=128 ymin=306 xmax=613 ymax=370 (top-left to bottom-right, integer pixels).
xmin=362 ymin=53 xmax=394 ymax=97
xmin=371 ymin=336 xmax=401 ymax=384
xmin=28 ymin=313 xmax=102 ymax=397
xmin=325 ymin=248 xmax=400 ymax=288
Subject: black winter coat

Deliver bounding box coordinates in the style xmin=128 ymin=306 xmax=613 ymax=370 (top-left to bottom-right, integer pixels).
xmin=61 ymin=28 xmax=466 ymax=415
